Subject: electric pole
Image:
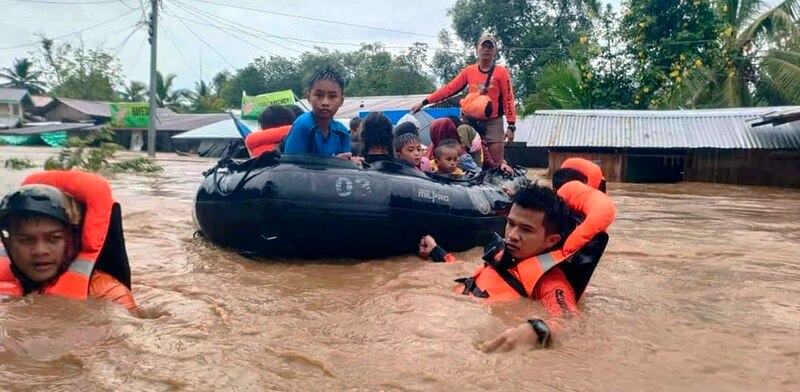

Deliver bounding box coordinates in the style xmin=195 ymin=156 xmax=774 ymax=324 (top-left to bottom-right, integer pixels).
xmin=147 ymin=0 xmax=159 ymax=157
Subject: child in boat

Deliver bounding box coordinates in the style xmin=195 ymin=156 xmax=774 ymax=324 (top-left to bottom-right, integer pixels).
xmin=393 ymin=132 xmax=423 ymax=170
xmin=432 ymin=139 xmax=465 ymax=178
xmin=245 ymin=105 xmax=296 ymax=157
xmin=394 ymin=120 xmax=432 ymax=172
xmin=283 ymin=66 xmax=356 ymax=162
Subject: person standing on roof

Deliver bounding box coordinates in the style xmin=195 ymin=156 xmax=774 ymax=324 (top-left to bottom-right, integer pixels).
xmin=411 ymin=33 xmax=517 ymax=167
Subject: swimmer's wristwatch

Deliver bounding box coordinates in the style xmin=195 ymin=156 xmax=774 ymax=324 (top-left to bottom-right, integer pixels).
xmin=526 ymin=318 xmax=551 ymax=348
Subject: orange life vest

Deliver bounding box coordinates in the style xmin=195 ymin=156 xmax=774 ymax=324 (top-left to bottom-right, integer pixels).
xmin=0 ymin=170 xmax=114 ymax=299
xmin=561 ymin=158 xmax=605 ymax=190
xmin=557 ymin=180 xmax=615 ymax=255
xmin=456 ymin=249 xmax=570 ymax=301
xmin=456 ymin=177 xmax=615 ymax=301
xmin=245 ymin=125 xmax=292 ymax=157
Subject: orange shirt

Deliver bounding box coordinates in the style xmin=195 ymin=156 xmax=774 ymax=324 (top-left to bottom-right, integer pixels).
xmin=427 ymin=64 xmax=517 ymax=123
xmin=89 ymin=271 xmax=137 ymax=314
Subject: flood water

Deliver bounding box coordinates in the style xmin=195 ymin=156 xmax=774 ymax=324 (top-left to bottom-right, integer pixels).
xmin=1 ymin=146 xmax=798 ymax=391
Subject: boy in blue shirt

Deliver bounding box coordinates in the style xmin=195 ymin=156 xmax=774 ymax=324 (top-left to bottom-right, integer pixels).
xmin=283 ymin=67 xmax=354 ymax=160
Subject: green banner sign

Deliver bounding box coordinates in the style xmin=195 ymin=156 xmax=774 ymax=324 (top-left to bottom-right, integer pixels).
xmin=110 ymin=102 xmax=150 ymax=128
xmin=241 ymin=90 xmax=296 ymax=119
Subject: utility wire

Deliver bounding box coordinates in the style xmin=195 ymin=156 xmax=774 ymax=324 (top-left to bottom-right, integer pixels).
xmin=161 ymin=23 xmax=203 ymax=80
xmin=171 ymin=0 xmax=306 ymax=54
xmin=185 ymin=0 xmax=438 ymax=39
xmin=0 ymin=8 xmax=140 ymax=50
xmin=164 ymin=2 xmax=283 ymax=56
xmin=172 ymin=12 xmax=237 ymax=69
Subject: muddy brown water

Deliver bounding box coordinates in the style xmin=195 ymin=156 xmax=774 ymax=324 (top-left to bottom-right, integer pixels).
xmin=0 ymin=146 xmax=798 ymax=391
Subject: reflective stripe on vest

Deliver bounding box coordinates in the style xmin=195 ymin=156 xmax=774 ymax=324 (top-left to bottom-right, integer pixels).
xmin=456 ymin=250 xmax=569 ymax=302
xmin=0 ymin=170 xmax=115 ymax=300
xmin=0 ymin=255 xmax=96 ymax=299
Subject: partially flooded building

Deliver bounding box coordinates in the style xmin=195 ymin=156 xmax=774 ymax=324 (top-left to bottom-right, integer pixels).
xmin=515 ymin=107 xmax=800 ymax=188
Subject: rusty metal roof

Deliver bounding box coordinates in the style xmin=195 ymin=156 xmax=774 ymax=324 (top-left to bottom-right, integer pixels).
xmin=518 ymin=107 xmax=800 ymax=150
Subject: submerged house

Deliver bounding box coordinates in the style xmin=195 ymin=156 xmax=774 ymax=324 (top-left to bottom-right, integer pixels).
xmin=515 ymin=107 xmax=800 ymax=188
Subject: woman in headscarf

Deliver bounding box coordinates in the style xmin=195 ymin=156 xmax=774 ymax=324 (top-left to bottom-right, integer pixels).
xmin=427 ymin=118 xmax=481 ymax=174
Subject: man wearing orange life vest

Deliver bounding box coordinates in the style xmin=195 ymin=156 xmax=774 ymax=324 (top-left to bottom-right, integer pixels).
xmin=0 ymin=170 xmax=137 ymax=314
xmin=419 ymin=163 xmax=614 ymax=351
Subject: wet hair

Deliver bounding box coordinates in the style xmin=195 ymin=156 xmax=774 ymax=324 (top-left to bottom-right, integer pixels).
xmin=434 ymin=139 xmax=460 ymax=159
xmin=393 ymin=121 xmax=419 ymax=137
xmin=349 ymin=117 xmax=362 ymax=131
xmin=285 ymin=104 xmax=305 ymax=118
xmin=361 ymin=112 xmax=394 ymax=154
xmin=258 ymin=105 xmax=296 ymax=130
xmin=307 ymin=66 xmax=346 ymax=93
xmin=552 ymin=168 xmax=588 ymax=190
xmin=511 ymin=182 xmax=574 ymax=240
xmin=393 ymin=132 xmax=421 ymax=152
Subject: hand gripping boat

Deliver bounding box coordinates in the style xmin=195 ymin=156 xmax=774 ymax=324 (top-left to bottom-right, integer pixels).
xmin=194 ymin=153 xmax=522 ymax=259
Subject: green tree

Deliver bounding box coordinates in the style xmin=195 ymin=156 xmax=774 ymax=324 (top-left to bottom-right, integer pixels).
xmin=522 ymin=5 xmax=635 ymax=112
xmin=431 ymin=30 xmax=471 ymax=86
xmin=0 ymin=58 xmax=46 ymax=94
xmin=189 ymin=80 xmax=224 ymax=113
xmin=117 ymin=80 xmax=147 ymax=102
xmin=345 ymin=43 xmax=435 ymax=96
xmin=620 ymin=0 xmax=720 ymax=108
xmin=449 ymin=0 xmax=599 ymax=97
xmin=38 ymin=38 xmax=123 ymax=101
xmin=155 ymin=71 xmax=190 ymax=111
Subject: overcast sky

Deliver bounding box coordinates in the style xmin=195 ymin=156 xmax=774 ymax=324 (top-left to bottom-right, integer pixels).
xmin=1 ymin=0 xmax=624 ymax=91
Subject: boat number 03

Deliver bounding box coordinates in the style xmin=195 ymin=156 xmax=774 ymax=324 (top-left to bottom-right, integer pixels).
xmin=335 ymin=177 xmax=372 ymax=198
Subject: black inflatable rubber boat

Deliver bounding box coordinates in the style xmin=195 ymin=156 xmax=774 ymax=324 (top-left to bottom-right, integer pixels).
xmin=194 ymin=154 xmax=520 ymax=259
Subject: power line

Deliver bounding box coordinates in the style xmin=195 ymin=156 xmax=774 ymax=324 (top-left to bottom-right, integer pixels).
xmin=185 ymin=0 xmax=438 ymax=39
xmin=172 ymin=12 xmax=237 ymax=69
xmin=161 ymin=23 xmax=203 ymax=80
xmin=170 ymin=0 xmax=307 ymax=54
xmin=112 ymin=23 xmax=141 ymax=57
xmin=166 ymin=12 xmax=281 ymax=59
xmin=163 ymin=2 xmax=285 ymax=56
xmin=13 ymin=0 xmax=134 ymax=4
xmin=0 ymin=8 xmax=140 ymax=50
xmin=115 ymin=0 xmax=136 ymax=10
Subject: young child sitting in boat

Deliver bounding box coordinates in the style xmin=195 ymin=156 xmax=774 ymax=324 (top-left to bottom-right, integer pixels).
xmin=432 ymin=140 xmax=465 ymax=178
xmin=283 ymin=66 xmax=359 ymax=163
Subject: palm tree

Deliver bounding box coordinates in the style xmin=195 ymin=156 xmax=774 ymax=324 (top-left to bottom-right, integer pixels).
xmin=155 ymin=71 xmax=190 ymax=111
xmin=188 ymin=80 xmax=224 ymax=113
xmin=117 ymin=81 xmax=147 ymax=102
xmin=715 ymin=0 xmax=800 ymax=106
xmin=523 ymin=62 xmax=591 ymax=113
xmin=0 ymin=58 xmax=47 ymax=94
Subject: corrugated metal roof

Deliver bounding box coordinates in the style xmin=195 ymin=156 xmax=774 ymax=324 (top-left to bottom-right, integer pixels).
xmin=750 ymin=107 xmax=800 ymax=127
xmin=519 ymin=107 xmax=800 ymax=150
xmin=111 ymin=113 xmax=229 ymax=132
xmin=172 ymin=117 xmax=350 ymax=139
xmin=297 ymin=94 xmax=449 ymax=120
xmin=0 ymin=116 xmax=21 ymax=129
xmin=54 ymin=98 xmax=175 ymax=118
xmin=0 ymin=123 xmax=92 ymax=135
xmin=0 ymin=88 xmax=31 ymax=104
